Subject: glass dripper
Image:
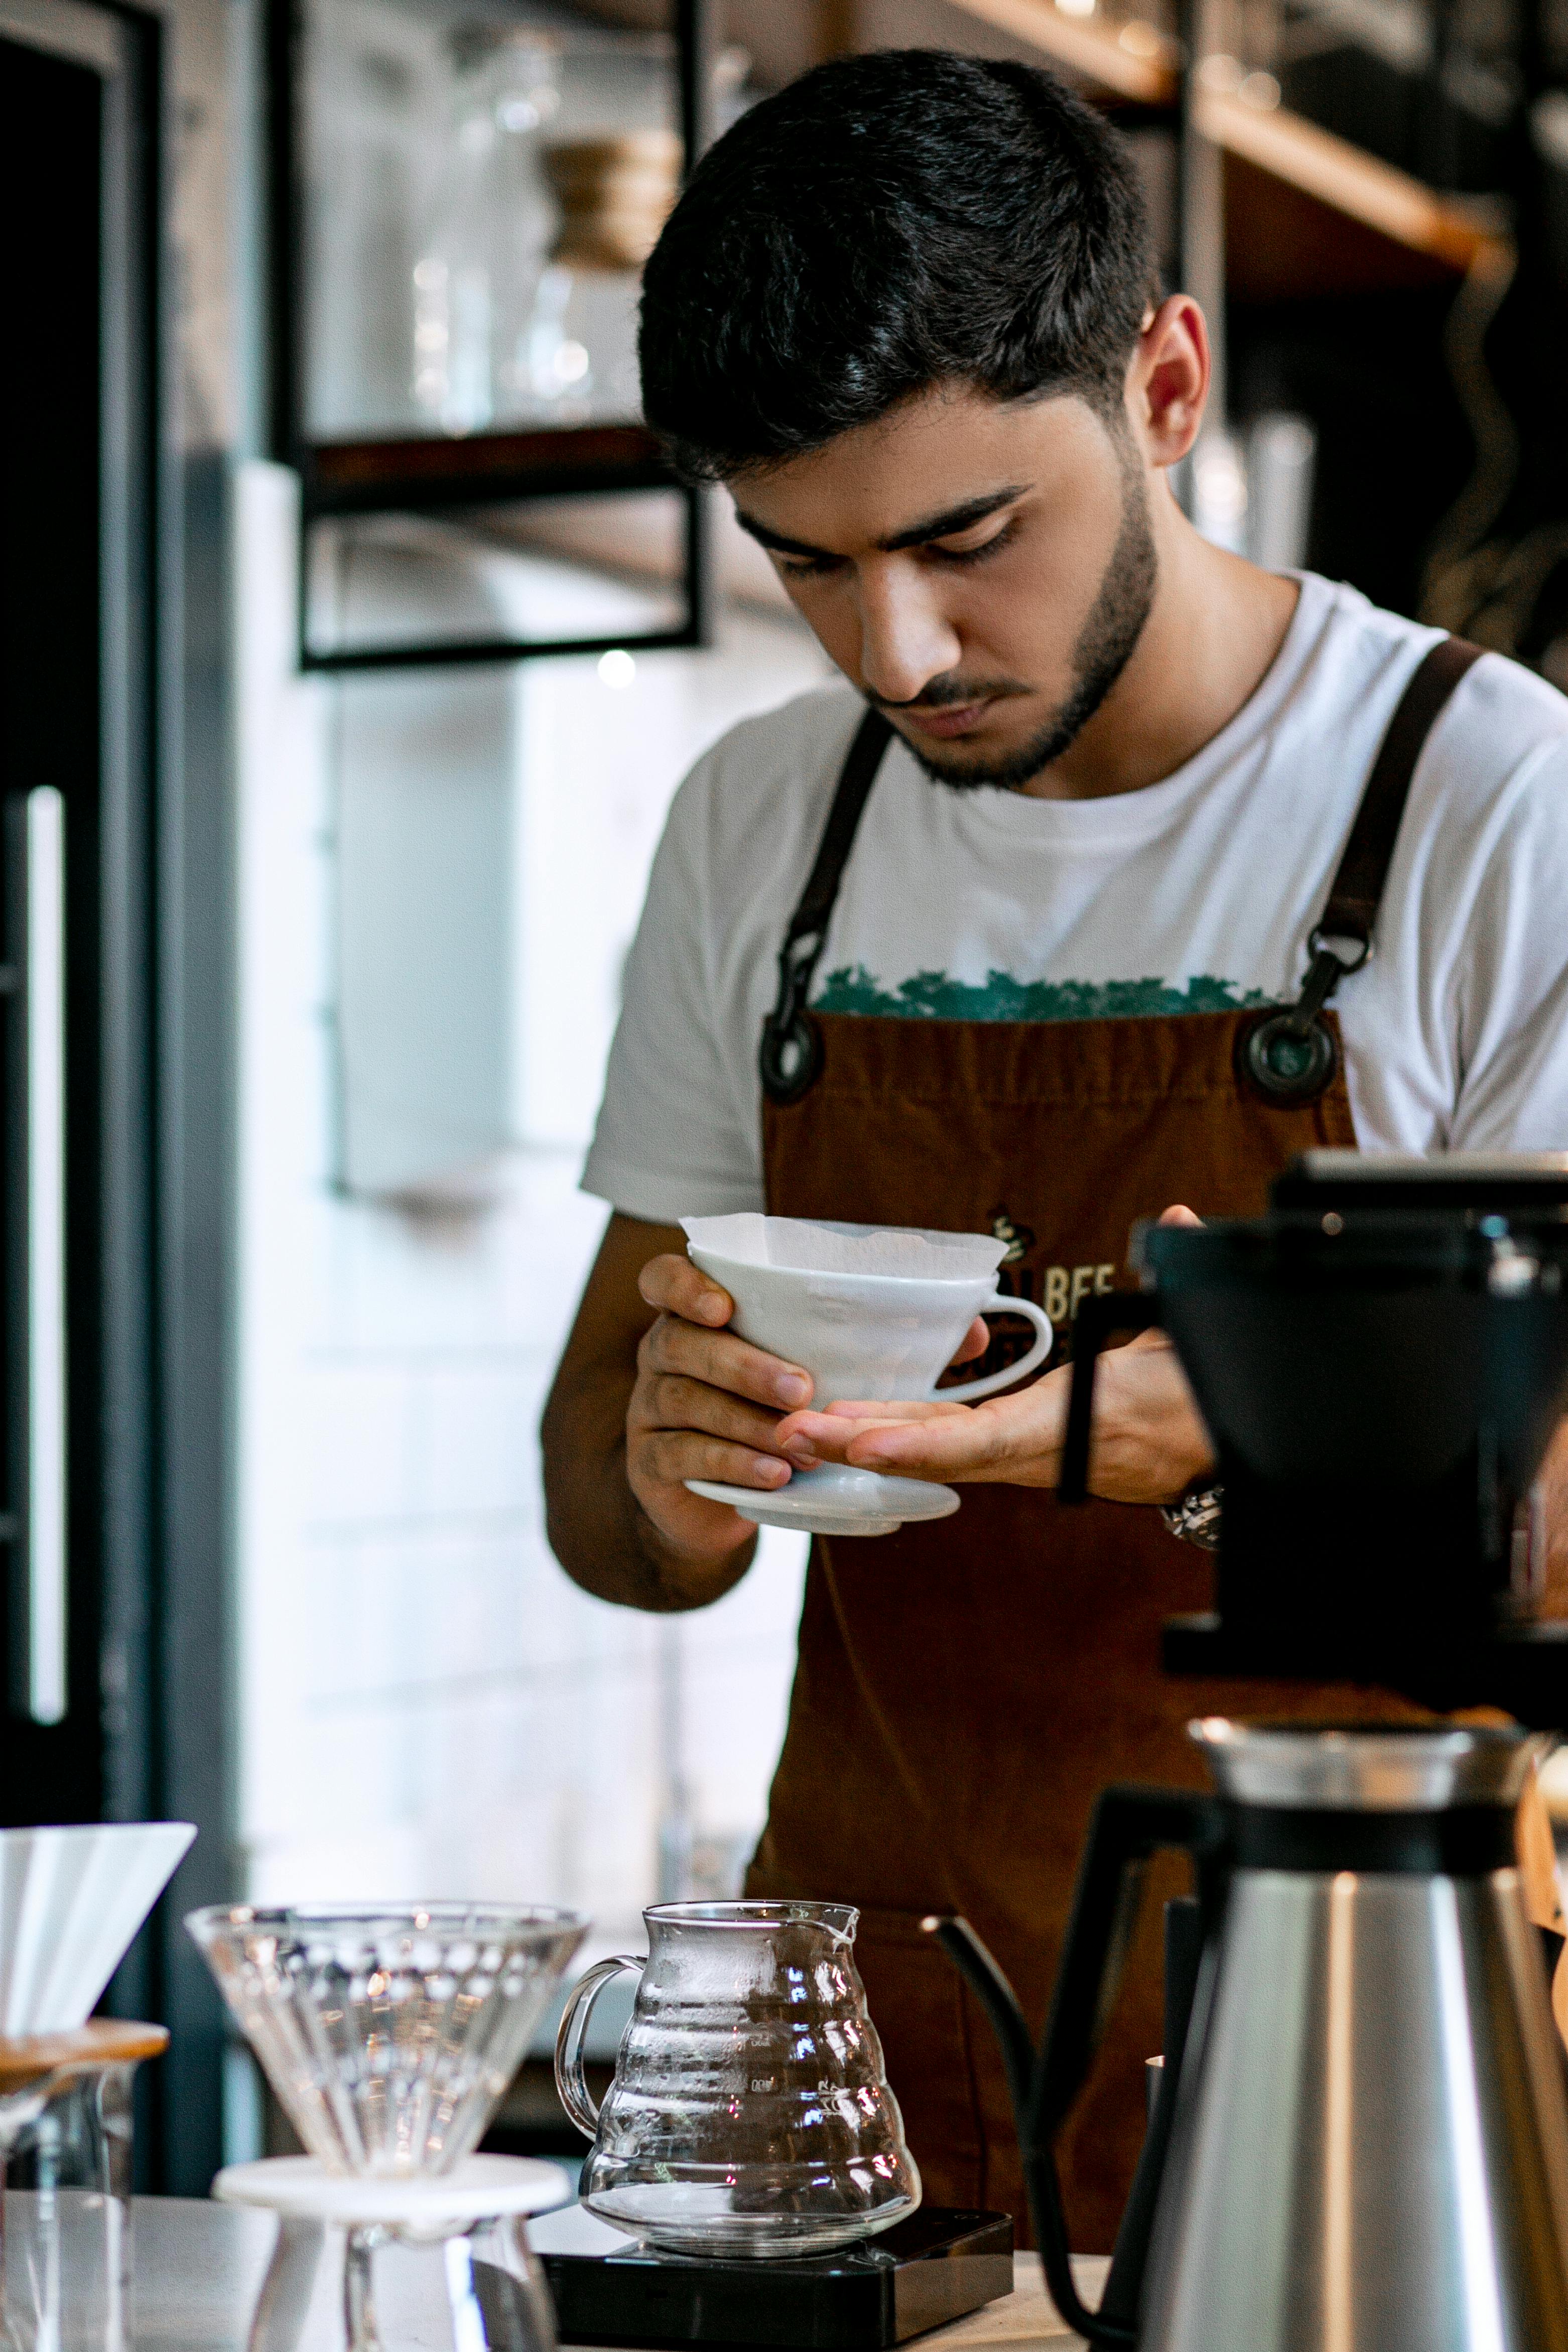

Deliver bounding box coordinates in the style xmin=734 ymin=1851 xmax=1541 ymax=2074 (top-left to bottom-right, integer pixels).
xmin=187 ymin=1904 xmax=586 ymax=2176
xmin=188 ymin=1905 xmax=588 ymax=2352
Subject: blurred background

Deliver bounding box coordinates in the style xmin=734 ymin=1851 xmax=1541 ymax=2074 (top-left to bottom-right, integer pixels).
xmin=4 ymin=0 xmax=1567 ymax=2196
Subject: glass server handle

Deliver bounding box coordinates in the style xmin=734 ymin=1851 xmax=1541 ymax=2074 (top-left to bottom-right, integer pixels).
xmin=554 ymin=1955 xmax=642 ymax=2138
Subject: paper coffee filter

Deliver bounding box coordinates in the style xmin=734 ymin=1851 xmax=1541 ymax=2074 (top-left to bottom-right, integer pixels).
xmin=0 ymin=1820 xmax=196 ymax=2033
xmin=682 ymin=1214 xmax=1006 ymax=1280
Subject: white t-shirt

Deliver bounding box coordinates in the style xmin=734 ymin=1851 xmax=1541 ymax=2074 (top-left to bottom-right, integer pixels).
xmin=584 ymin=573 xmax=1568 ymax=1222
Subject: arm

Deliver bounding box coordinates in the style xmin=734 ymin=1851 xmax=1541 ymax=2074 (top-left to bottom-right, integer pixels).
xmin=542 ymin=1212 xmax=814 ymax=1612
xmin=777 ymin=1329 xmax=1214 ymax=1503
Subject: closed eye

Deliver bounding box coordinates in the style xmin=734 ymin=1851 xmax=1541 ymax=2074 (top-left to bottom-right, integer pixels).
xmin=774 ymin=515 xmax=1021 ymax=580
xmin=925 ymin=515 xmax=1020 ymax=567
xmin=775 ymin=550 xmax=849 ymax=580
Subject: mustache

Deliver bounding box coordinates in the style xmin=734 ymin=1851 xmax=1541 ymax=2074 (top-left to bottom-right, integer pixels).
xmin=866 ymin=677 xmax=1028 ymax=713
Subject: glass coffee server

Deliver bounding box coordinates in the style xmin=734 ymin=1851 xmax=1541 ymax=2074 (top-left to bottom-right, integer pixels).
xmin=270 ymin=0 xmax=717 ymax=674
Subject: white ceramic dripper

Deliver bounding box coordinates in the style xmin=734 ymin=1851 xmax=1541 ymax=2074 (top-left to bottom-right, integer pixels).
xmin=0 ymin=1821 xmax=193 ymax=2352
xmin=0 ymin=1821 xmax=195 ymax=2034
xmin=680 ymin=1215 xmax=1054 ymax=1534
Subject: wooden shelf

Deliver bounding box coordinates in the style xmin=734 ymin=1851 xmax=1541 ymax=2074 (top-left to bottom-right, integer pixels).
xmin=944 ymin=0 xmax=1505 ymax=281
xmin=941 ymin=0 xmax=1176 ymax=105
xmin=1200 ymin=81 xmax=1502 ymax=277
xmin=300 ymin=423 xmax=675 ymax=519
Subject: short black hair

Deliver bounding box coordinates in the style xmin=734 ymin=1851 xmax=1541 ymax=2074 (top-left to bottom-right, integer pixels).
xmin=639 ymin=49 xmax=1156 ymax=481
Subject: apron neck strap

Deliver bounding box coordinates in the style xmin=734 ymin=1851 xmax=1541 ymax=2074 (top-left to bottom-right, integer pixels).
xmin=759 ymin=708 xmax=893 ymax=1104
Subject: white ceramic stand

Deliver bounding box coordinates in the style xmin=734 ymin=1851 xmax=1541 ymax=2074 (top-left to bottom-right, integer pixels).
xmin=214 ymin=2154 xmax=570 ymax=2352
xmin=687 ymin=1461 xmax=961 ymax=1537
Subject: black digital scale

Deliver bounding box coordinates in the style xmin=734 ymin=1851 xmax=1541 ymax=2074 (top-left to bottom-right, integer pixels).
xmin=530 ymin=2205 xmax=1015 ymax=2349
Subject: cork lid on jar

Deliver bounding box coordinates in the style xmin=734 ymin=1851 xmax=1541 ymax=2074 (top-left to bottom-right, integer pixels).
xmin=544 ymin=130 xmax=683 ymax=270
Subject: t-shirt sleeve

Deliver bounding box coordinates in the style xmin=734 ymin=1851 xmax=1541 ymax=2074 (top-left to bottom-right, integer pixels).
xmin=582 ymin=756 xmax=765 ymax=1220
xmin=1448 ymin=737 xmax=1568 ymax=1151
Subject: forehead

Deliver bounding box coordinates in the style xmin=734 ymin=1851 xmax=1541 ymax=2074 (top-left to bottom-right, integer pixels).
xmin=730 ymin=382 xmax=1114 ymax=550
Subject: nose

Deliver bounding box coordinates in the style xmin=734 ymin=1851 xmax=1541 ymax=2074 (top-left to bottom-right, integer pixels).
xmin=855 ymin=563 xmax=962 ymax=706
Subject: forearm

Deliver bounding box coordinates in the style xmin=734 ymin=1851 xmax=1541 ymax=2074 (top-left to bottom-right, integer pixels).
xmin=542 ymin=1360 xmax=757 ymax=1612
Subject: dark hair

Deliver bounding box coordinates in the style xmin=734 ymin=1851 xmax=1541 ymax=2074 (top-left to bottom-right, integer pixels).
xmin=639 ymin=49 xmax=1155 ymax=481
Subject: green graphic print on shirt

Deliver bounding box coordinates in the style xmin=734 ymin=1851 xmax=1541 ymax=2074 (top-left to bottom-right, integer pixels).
xmin=812 ymin=966 xmax=1274 ymax=1022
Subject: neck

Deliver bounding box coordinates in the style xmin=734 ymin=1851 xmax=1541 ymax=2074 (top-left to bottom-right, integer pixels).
xmin=1022 ymin=477 xmax=1300 ymax=802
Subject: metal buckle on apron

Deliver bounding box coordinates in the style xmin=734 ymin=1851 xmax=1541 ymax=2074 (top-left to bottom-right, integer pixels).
xmin=1237 ymin=926 xmax=1371 ymax=1105
xmin=759 ymin=929 xmax=825 ymax=1105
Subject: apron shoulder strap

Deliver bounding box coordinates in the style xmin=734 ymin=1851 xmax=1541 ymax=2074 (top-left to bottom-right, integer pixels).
xmin=759 ymin=708 xmax=893 ymax=1105
xmin=1241 ymin=634 xmax=1485 ymax=1103
xmin=763 ymin=639 xmax=1485 ymax=1110
xmin=1317 ymin=634 xmax=1485 ymax=952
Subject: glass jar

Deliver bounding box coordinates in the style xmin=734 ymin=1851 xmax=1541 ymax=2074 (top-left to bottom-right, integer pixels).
xmin=0 ymin=2021 xmax=167 ymax=2352
xmin=522 ymin=132 xmax=681 ymax=424
xmin=412 ymin=28 xmax=561 ymax=435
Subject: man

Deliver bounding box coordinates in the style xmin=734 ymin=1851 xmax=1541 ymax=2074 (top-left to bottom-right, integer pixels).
xmin=542 ymin=49 xmax=1568 ymax=2250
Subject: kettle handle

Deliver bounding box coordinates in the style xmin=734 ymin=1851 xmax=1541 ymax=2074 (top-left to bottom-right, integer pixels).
xmin=554 ymin=1954 xmax=644 ymax=2138
xmin=1058 ymin=1294 xmax=1161 ymax=1504
xmin=1032 ymin=1785 xmax=1224 ymax=2346
xmin=929 ymin=1785 xmax=1222 ymax=2351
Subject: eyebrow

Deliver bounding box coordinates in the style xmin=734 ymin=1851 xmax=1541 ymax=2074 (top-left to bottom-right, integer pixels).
xmin=733 ymin=484 xmax=1030 ymax=563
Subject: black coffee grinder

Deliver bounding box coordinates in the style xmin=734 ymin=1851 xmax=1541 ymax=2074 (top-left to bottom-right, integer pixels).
xmin=1066 ymin=1148 xmax=1568 ymax=1710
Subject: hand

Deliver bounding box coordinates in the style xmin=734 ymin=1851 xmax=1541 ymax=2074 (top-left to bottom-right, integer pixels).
xmin=627 ymin=1257 xmax=989 ymax=1561
xmin=774 ymin=1206 xmax=1215 ymax=1506
xmin=627 ymin=1253 xmax=811 ymax=1562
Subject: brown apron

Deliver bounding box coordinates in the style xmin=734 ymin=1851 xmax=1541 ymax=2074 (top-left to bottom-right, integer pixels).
xmin=744 ymin=641 xmax=1484 ymax=2254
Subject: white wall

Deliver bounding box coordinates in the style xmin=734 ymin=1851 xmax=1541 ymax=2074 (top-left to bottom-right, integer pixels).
xmin=233 ymin=462 xmax=824 ymax=1958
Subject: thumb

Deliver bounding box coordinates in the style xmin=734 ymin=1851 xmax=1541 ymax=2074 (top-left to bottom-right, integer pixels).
xmin=1157 ymin=1203 xmax=1204 ymax=1228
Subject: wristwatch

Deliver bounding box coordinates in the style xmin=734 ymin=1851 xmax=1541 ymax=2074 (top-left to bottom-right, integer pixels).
xmin=1160 ymin=1481 xmax=1224 ymax=1550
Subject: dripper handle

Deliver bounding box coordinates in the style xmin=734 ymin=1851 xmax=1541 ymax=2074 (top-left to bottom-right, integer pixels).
xmin=554 ymin=1956 xmax=643 ymax=2138
xmin=935 ymin=1294 xmax=1054 ymax=1403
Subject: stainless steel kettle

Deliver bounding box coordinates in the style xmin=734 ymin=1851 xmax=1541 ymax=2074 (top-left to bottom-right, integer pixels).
xmin=932 ymin=1719 xmax=1568 ymax=2350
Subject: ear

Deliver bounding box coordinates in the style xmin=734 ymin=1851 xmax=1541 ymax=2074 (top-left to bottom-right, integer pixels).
xmin=1126 ymin=295 xmax=1210 ymax=469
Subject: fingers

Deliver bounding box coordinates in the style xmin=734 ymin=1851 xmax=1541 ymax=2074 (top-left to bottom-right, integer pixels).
xmin=638 ymin=1311 xmax=812 ymax=1411
xmin=637 ymin=1251 xmax=735 ymax=1327
xmin=775 ymin=1401 xmax=962 ymax=1468
xmin=628 ymin=1370 xmax=797 ymax=1512
xmin=641 ymin=1372 xmax=787 ymax=1455
xmin=844 ymin=1389 xmax=1058 ymax=1480
xmin=948 ymin=1317 xmax=991 ymax=1367
xmin=630 ymin=1331 xmax=808 ymax=1515
xmin=626 ymin=1253 xmax=819 ymax=1564
xmin=1157 ymin=1203 xmax=1204 ymax=1228
xmin=782 ymin=1400 xmax=966 ymax=1431
xmin=781 ymin=1378 xmax=1071 ymax=1485
xmin=637 ymin=1425 xmax=793 ymax=1492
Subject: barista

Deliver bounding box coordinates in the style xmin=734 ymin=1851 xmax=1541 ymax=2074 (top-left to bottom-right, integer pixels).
xmin=542 ymin=51 xmax=1568 ymax=2251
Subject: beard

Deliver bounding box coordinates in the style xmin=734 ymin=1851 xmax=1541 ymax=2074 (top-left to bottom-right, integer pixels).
xmin=879 ymin=445 xmax=1158 ymax=794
